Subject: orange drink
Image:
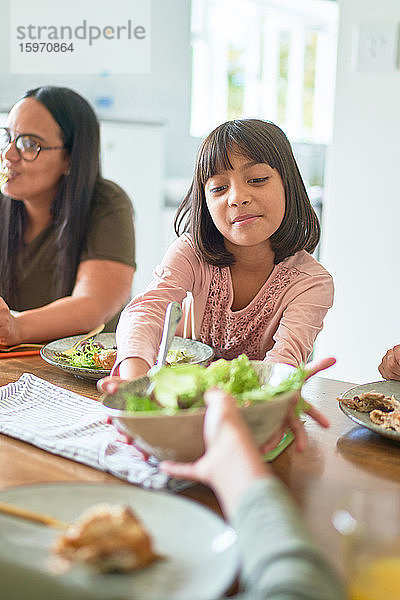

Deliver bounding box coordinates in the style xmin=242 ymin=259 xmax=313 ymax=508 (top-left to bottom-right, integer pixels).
xmin=348 ymin=556 xmax=400 ymax=600
xmin=333 ymin=490 xmax=400 ymax=600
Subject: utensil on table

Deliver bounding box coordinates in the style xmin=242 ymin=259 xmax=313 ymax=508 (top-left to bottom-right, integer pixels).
xmin=0 ymin=343 xmax=44 ymax=353
xmin=56 ymin=323 xmax=105 ymax=357
xmin=0 ymin=501 xmax=67 ymax=530
xmin=0 ymin=350 xmax=41 ymax=359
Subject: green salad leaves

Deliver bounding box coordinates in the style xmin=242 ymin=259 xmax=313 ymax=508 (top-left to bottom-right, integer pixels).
xmin=62 ymin=340 xmax=104 ymax=369
xmin=124 ymin=354 xmax=308 ymax=414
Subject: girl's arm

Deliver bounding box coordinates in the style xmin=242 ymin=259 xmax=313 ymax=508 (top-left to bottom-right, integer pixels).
xmin=0 ymin=259 xmax=134 ymax=345
xmin=114 ymin=235 xmax=203 ymax=374
xmin=266 ymin=273 xmax=334 ymax=366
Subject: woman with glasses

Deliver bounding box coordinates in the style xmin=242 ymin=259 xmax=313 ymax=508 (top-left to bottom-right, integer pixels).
xmin=0 ymin=86 xmax=135 ymax=346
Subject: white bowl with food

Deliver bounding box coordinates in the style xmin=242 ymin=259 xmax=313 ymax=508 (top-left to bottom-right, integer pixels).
xmin=102 ymin=356 xmax=301 ymax=462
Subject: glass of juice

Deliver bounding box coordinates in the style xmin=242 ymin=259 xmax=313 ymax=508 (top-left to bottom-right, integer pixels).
xmin=332 ymin=490 xmax=400 ymax=600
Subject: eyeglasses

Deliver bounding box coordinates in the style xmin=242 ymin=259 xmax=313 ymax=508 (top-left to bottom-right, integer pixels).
xmin=0 ymin=127 xmax=66 ymax=162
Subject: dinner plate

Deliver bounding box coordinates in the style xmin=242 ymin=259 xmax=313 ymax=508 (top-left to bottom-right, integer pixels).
xmin=40 ymin=333 xmax=115 ymax=380
xmin=0 ymin=483 xmax=239 ymax=600
xmin=339 ymin=380 xmax=400 ymax=442
xmin=41 ymin=334 xmax=214 ymax=381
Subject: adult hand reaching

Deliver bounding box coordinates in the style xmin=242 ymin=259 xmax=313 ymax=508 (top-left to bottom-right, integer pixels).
xmin=160 ymin=356 xmax=335 ymax=516
xmin=378 ymin=345 xmax=400 ymax=380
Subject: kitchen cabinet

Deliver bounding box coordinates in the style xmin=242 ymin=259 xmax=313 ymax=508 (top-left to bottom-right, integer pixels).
xmin=100 ymin=119 xmax=165 ymax=297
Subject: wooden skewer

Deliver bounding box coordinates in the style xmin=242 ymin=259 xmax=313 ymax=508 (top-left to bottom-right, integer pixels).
xmin=0 ymin=501 xmax=68 ymax=530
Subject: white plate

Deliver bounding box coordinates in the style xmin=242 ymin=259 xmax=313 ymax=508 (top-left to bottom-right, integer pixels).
xmin=339 ymin=380 xmax=400 ymax=442
xmin=0 ymin=483 xmax=238 ymax=600
xmin=41 ymin=335 xmax=214 ymax=381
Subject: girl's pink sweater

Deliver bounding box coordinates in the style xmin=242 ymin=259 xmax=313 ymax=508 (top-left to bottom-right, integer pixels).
xmin=114 ymin=234 xmax=333 ymax=371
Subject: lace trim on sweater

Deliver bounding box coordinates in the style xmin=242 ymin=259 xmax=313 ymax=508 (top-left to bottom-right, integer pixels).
xmin=199 ymin=265 xmax=300 ymax=360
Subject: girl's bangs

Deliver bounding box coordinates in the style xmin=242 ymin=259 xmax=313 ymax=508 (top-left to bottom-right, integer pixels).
xmin=196 ymin=122 xmax=279 ymax=185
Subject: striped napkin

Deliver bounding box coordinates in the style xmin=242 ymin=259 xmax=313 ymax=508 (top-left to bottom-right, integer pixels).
xmin=0 ymin=373 xmax=188 ymax=492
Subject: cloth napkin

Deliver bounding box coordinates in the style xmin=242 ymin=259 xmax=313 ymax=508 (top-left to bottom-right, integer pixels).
xmin=0 ymin=373 xmax=292 ymax=492
xmin=0 ymin=373 xmax=188 ymax=492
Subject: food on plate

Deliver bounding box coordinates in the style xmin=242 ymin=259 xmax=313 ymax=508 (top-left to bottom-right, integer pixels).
xmin=165 ymin=348 xmax=194 ymax=365
xmin=340 ymin=391 xmax=400 ymax=413
xmin=125 ymin=354 xmax=307 ymax=414
xmin=53 ymin=503 xmax=161 ymax=573
xmin=60 ymin=341 xmax=194 ymax=371
xmin=340 ymin=390 xmax=400 ymax=433
xmin=93 ymin=348 xmax=117 ymax=370
xmin=369 ymin=409 xmax=400 ymax=432
xmin=59 ymin=340 xmax=111 ymax=369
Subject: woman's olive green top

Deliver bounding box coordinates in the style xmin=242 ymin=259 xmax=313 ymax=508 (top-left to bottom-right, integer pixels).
xmin=13 ymin=179 xmax=136 ymax=332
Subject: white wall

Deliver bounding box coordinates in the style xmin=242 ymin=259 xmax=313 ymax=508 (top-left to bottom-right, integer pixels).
xmin=315 ymin=0 xmax=400 ymax=383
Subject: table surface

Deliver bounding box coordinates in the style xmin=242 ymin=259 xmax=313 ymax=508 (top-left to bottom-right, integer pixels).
xmin=1 ymin=355 xmax=400 ymax=573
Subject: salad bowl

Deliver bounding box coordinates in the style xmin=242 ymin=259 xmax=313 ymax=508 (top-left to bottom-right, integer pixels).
xmin=102 ymin=360 xmax=299 ymax=462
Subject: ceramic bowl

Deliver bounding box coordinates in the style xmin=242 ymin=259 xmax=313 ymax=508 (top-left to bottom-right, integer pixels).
xmin=102 ymin=361 xmax=297 ymax=461
xmin=41 ymin=335 xmax=214 ymax=381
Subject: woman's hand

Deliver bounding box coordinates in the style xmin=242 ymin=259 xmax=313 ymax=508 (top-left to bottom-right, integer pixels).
xmin=0 ymin=297 xmax=19 ymax=346
xmin=161 ymin=388 xmax=269 ymax=516
xmin=378 ymin=345 xmax=400 ymax=380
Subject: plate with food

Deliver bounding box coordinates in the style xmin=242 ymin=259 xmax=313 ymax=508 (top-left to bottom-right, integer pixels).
xmin=339 ymin=380 xmax=400 ymax=442
xmin=41 ymin=334 xmax=214 ymax=381
xmin=0 ymin=482 xmax=239 ymax=600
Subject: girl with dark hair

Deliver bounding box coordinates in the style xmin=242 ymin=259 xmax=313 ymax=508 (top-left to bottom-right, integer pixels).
xmin=107 ymin=119 xmax=333 ymax=382
xmin=0 ymin=86 xmax=135 ymax=345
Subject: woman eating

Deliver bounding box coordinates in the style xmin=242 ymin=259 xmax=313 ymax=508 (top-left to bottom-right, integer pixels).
xmin=0 ymin=86 xmax=135 ymax=345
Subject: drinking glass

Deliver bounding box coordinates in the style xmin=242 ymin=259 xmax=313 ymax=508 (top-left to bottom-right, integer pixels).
xmin=332 ymin=490 xmax=400 ymax=600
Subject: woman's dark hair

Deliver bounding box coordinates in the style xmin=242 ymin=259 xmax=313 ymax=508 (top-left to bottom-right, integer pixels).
xmin=174 ymin=118 xmax=320 ymax=265
xmin=0 ymin=85 xmax=101 ymax=304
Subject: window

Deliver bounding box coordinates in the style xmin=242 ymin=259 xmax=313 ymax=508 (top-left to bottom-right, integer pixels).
xmin=190 ymin=0 xmax=339 ymax=145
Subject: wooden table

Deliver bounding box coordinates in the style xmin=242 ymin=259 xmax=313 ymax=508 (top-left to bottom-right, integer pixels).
xmin=1 ymin=355 xmax=400 ymax=573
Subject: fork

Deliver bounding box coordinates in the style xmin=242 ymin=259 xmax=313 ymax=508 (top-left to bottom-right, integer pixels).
xmin=56 ymin=323 xmax=105 ymax=357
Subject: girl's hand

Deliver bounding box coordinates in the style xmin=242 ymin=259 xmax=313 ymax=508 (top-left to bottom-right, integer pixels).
xmin=0 ymin=297 xmax=19 ymax=346
xmin=263 ymin=355 xmax=335 ymax=453
xmin=378 ymin=345 xmax=400 ymax=381
xmin=97 ymin=357 xmax=151 ymax=394
xmin=97 ymin=375 xmax=128 ymax=395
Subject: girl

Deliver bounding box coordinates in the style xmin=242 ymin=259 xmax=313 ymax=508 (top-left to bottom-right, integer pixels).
xmin=0 ymin=86 xmax=135 ymax=345
xmin=112 ymin=119 xmax=333 ymax=381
